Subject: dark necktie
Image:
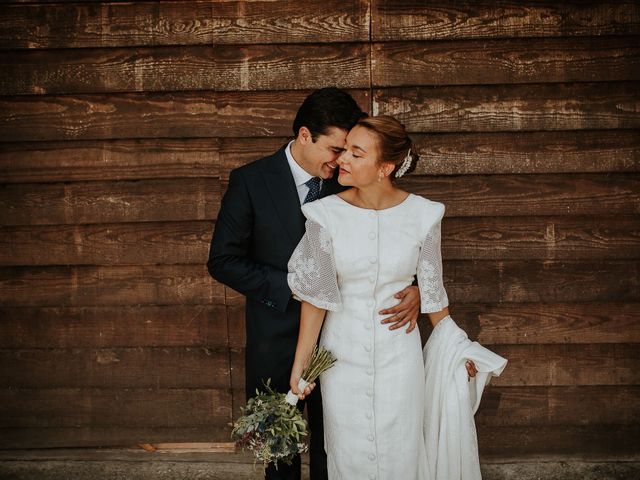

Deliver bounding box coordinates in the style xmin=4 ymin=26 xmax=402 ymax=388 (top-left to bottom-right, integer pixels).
xmin=304 ymin=177 xmax=321 ymax=204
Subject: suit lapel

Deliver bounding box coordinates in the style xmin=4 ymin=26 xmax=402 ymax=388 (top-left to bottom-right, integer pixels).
xmin=261 ymin=149 xmax=306 ymax=245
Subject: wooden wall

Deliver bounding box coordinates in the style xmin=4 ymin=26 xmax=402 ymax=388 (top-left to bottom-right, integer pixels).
xmin=0 ymin=0 xmax=638 ymax=459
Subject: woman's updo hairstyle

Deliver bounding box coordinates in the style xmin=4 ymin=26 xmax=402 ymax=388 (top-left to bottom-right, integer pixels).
xmin=355 ymin=115 xmax=418 ymax=180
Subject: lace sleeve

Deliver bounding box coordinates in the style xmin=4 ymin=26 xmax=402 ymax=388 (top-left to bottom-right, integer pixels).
xmin=417 ymin=217 xmax=449 ymax=313
xmin=287 ymin=219 xmax=342 ymax=312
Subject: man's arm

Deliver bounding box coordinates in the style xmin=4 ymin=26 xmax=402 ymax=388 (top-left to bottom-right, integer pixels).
xmin=207 ymin=169 xmax=292 ymax=312
xmin=379 ymin=285 xmax=420 ymax=333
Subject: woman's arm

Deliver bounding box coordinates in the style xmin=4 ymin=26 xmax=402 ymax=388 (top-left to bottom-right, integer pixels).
xmin=428 ymin=307 xmax=478 ymax=379
xmin=289 ymin=300 xmax=327 ymax=400
xmin=427 ymin=307 xmax=450 ymax=327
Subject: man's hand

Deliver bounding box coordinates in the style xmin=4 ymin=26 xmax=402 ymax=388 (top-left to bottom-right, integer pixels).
xmin=379 ymin=285 xmax=420 ymax=333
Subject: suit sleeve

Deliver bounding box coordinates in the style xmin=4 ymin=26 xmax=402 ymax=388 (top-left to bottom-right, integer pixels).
xmin=207 ymin=168 xmax=292 ymax=313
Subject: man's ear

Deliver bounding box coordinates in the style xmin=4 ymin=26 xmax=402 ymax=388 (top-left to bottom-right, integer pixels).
xmin=298 ymin=126 xmax=313 ymax=146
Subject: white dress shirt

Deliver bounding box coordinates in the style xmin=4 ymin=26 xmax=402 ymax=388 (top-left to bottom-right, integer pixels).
xmin=285 ymin=140 xmax=322 ymax=204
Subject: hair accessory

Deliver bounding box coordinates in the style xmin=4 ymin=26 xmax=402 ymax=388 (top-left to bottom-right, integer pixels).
xmin=395 ymin=149 xmax=412 ymax=178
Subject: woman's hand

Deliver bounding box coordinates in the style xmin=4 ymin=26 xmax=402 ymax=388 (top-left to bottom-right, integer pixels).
xmin=466 ymin=360 xmax=478 ymax=381
xmin=289 ymin=362 xmax=316 ymax=401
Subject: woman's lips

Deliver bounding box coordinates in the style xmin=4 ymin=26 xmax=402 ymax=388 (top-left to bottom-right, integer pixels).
xmin=339 ymin=168 xmax=350 ymax=174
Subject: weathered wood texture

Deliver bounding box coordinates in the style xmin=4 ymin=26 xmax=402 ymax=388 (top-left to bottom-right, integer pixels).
xmin=0 ymin=0 xmax=370 ymax=49
xmin=371 ymin=1 xmax=640 ymax=40
xmin=0 ymin=90 xmax=370 ymax=141
xmin=1 ymin=215 xmax=637 ymax=265
xmin=0 ymin=44 xmax=371 ymax=95
xmin=0 ymin=0 xmax=638 ymax=458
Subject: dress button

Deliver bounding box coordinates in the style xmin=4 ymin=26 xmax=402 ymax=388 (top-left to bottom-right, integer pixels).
xmin=369 ymin=474 xmax=376 ymax=480
xmin=369 ymin=453 xmax=376 ymax=461
xmin=368 ymin=211 xmax=376 ymax=219
xmin=366 ymin=368 xmax=373 ymax=375
xmin=367 ymin=434 xmax=374 ymax=442
xmin=366 ymin=299 xmax=374 ymax=307
xmin=369 ymin=256 xmax=377 ymax=264
xmin=368 ymin=231 xmax=376 ymax=240
xmin=366 ymin=412 xmax=373 ymax=419
xmin=364 ymin=345 xmax=371 ymax=352
xmin=365 ymin=323 xmax=372 ymax=330
xmin=366 ymin=390 xmax=373 ymax=397
xmin=368 ymin=276 xmax=375 ymax=283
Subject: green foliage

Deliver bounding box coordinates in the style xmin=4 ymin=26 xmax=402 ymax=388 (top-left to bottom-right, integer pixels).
xmin=231 ymin=379 xmax=309 ymax=468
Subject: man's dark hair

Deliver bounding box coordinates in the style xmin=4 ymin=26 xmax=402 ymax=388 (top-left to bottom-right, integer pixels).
xmin=292 ymin=87 xmax=366 ymax=140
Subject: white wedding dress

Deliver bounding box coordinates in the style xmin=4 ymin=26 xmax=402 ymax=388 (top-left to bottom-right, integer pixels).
xmin=288 ymin=193 xmax=449 ymax=480
xmin=288 ymin=193 xmax=507 ymax=479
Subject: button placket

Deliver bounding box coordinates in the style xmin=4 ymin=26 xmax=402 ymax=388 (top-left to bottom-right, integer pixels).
xmin=365 ymin=210 xmax=379 ymax=474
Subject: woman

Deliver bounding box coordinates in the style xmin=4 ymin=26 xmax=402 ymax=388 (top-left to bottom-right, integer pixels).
xmin=287 ymin=116 xmax=504 ymax=479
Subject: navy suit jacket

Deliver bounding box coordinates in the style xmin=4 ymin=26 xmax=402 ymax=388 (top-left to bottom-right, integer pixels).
xmin=207 ymin=146 xmax=346 ymax=396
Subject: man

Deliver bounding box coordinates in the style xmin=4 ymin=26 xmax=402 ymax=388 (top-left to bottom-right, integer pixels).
xmin=207 ymin=88 xmax=421 ymax=480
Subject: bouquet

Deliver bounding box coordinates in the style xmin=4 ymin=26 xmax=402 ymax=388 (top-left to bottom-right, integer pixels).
xmin=231 ymin=346 xmax=336 ymax=468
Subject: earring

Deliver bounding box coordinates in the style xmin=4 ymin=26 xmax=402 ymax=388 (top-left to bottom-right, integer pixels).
xmin=378 ymin=170 xmax=383 ymax=182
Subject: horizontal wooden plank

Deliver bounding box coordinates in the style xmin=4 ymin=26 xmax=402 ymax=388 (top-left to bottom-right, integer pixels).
xmin=0 ymin=265 xmax=224 ymax=307
xmin=0 ymin=347 xmax=231 ymax=388
xmin=0 ymin=90 xmax=370 ymax=141
xmin=230 ymin=384 xmax=640 ymax=427
xmin=476 ymin=385 xmax=640 ymax=427
xmin=2 ymin=215 xmax=637 ymax=266
xmin=0 ymin=388 xmax=231 ymax=428
xmin=4 ymin=173 xmax=634 ymax=228
xmin=371 ymin=1 xmax=640 ymax=41
xmin=0 ymin=138 xmax=220 ymax=184
xmin=219 ymin=385 xmax=640 ymax=456
xmin=229 ymin=302 xmax=640 ymax=348
xmin=0 ymin=2 xmax=215 ymax=49
xmin=400 ymin=173 xmax=640 ymax=217
xmin=489 ymin=344 xmax=639 ymax=387
xmin=0 ymin=305 xmax=228 ymax=348
xmin=0 ymin=221 xmax=214 ymax=265
xmin=217 ymin=131 xmax=640 ymax=178
xmin=442 ymin=215 xmax=640 ymax=260
xmin=1 ymin=260 xmax=636 ymax=307
xmin=373 ymin=83 xmax=640 ymax=132
xmin=0 ymin=44 xmax=370 ymax=95
xmin=230 ymin=388 xmax=640 ymax=457
xmin=209 ymin=0 xmax=369 ymax=45
xmin=373 ymin=36 xmax=640 ymax=86
xmin=204 ymin=43 xmax=369 ymax=92
xmin=229 ymin=344 xmax=639 ymax=388
xmin=0 ymin=179 xmax=220 ymax=226
xmin=0 ymin=426 xmax=232 ymax=449
xmin=0 ymin=0 xmax=369 ymax=50
xmin=478 ymin=425 xmax=640 ymax=457
xmin=443 ymin=259 xmax=640 ymax=304
xmin=447 ymin=302 xmax=640 ymax=345
xmin=2 ymin=425 xmax=636 ymax=456
xmin=218 ymin=131 xmax=640 ymax=178
xmin=410 ymin=130 xmax=640 ymax=175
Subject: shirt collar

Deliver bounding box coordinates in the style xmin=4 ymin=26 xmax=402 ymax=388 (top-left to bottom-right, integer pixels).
xmin=285 ymin=140 xmax=314 ymax=187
